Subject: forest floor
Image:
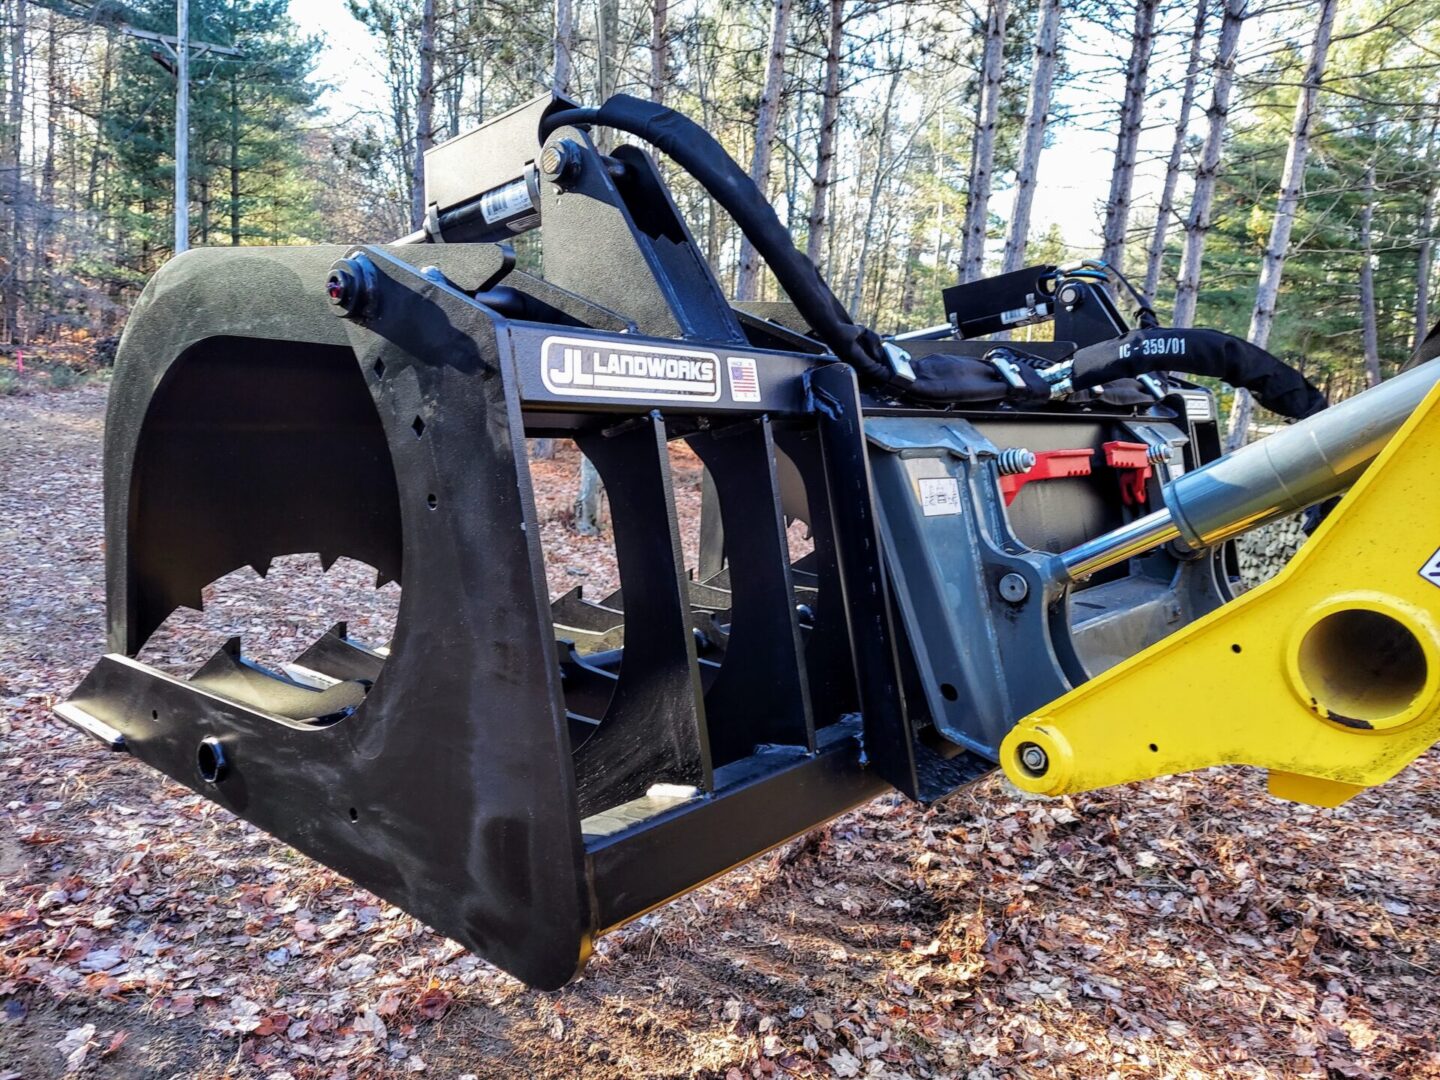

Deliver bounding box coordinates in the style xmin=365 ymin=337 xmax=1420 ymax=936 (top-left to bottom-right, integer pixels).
xmin=2 ymin=384 xmax=1439 ymax=1080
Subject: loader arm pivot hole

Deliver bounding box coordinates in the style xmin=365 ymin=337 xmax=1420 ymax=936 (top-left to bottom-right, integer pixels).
xmin=1289 ymin=600 xmax=1434 ymax=731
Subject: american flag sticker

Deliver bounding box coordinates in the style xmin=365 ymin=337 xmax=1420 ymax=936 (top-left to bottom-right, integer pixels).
xmin=727 ymin=357 xmax=762 ymax=403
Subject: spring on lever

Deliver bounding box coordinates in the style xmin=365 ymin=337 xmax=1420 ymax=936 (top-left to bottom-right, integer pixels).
xmin=996 ymin=448 xmax=1037 ymax=476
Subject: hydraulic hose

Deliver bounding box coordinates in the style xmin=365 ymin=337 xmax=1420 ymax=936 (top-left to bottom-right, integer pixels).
xmin=542 ymin=97 xmax=1323 ymax=417
xmin=1069 ymin=327 xmax=1327 ymax=420
xmin=541 ymin=98 xmax=885 ymax=381
xmin=541 ymin=95 xmax=1048 ymax=405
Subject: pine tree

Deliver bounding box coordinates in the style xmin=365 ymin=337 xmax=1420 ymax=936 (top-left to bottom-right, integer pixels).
xmin=102 ymin=0 xmax=322 ymax=268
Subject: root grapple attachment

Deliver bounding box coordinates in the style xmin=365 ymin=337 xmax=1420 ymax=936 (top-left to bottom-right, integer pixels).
xmin=61 ymin=93 xmax=1436 ymax=988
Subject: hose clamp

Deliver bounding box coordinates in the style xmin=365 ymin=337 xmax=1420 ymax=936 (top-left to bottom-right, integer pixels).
xmin=983 ymin=347 xmax=1030 ymax=392
xmin=423 ymin=202 xmax=446 ymax=243
xmin=881 ymin=341 xmax=917 ymax=383
xmin=1137 ymin=372 xmax=1167 ymax=400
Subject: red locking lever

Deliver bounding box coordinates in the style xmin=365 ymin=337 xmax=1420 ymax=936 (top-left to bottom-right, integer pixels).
xmin=1102 ymin=440 xmax=1154 ymax=506
xmin=999 ymin=448 xmax=1095 ymax=506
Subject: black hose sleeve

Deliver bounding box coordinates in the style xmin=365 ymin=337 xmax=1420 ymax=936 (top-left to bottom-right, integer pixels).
xmin=903 ymin=353 xmax=1053 ymax=404
xmin=543 ymin=96 xmax=905 ymax=391
xmin=542 ymin=97 xmax=1108 ymax=408
xmin=541 ymin=107 xmax=601 ymax=135
xmin=1133 ymin=306 xmax=1161 ymax=330
xmin=1070 ymin=327 xmax=1327 ymax=419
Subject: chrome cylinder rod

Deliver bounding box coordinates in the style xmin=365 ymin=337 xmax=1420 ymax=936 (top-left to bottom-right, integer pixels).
xmin=1061 ymin=359 xmax=1440 ymax=580
xmin=1060 ymin=508 xmax=1182 ymax=581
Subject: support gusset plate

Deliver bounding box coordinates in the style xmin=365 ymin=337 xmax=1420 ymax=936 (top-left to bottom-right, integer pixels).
xmin=688 ymin=417 xmax=814 ymax=764
xmin=1001 ymin=381 xmax=1440 ymax=806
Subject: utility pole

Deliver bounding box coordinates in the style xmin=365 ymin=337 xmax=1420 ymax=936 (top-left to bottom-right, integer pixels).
xmin=62 ymin=0 xmax=242 ymax=255
xmin=175 ymin=0 xmax=189 ymax=253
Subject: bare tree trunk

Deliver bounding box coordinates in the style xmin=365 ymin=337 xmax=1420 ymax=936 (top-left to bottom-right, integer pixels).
xmin=574 ymin=454 xmax=604 ymax=536
xmin=899 ymin=224 xmax=925 ymax=321
xmin=736 ymin=0 xmax=793 ymax=301
xmin=827 ymin=171 xmax=842 ymax=281
xmin=594 ymin=0 xmax=621 ymax=152
xmin=644 ymin=0 xmax=669 ymax=187
xmin=1244 ymin=0 xmax=1335 ymax=352
xmin=174 ymin=0 xmax=189 ymax=254
xmin=553 ymin=0 xmax=574 ymax=95
xmin=410 ymin=0 xmax=437 ymax=231
xmin=198 ymin=169 xmax=213 ymax=245
xmin=931 ymin=104 xmax=946 ymax=270
xmin=1416 ymin=198 xmax=1436 ymax=351
xmin=692 ymin=61 xmax=720 ymax=264
xmin=37 ymin=11 xmax=55 ymax=283
xmin=650 ymin=0 xmax=667 ymax=103
xmin=1143 ymin=0 xmax=1208 ymax=301
xmin=848 ymin=69 xmax=902 ymax=315
xmin=444 ymin=16 xmax=464 ymax=140
xmin=1227 ymin=0 xmax=1337 ymax=450
xmin=869 ymin=194 xmax=902 ymax=321
xmin=4 ymin=0 xmax=28 ymax=345
xmin=1000 ymin=0 xmax=1060 ymax=274
xmin=958 ymin=0 xmax=1009 ymax=283
xmin=806 ymin=0 xmax=843 ymax=269
xmin=229 ymin=74 xmax=242 ymax=245
xmin=1172 ymin=0 xmax=1247 ymax=329
xmin=1099 ymin=0 xmax=1159 ymax=283
xmin=85 ymin=30 xmax=115 ymax=217
xmin=782 ymin=95 xmax=799 ymax=241
xmin=1359 ymin=156 xmax=1382 ymax=388
xmin=1414 ymin=116 xmax=1439 ymax=351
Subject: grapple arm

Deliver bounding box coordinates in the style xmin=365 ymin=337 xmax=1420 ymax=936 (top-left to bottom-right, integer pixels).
xmin=59 ymin=91 xmax=1424 ymax=990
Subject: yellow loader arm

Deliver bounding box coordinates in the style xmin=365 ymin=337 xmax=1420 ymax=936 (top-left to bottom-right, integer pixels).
xmin=1002 ymin=380 xmax=1440 ymax=808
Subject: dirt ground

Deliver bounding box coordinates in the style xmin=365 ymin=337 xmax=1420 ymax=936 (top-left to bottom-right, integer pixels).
xmin=2 ymin=384 xmax=1438 ymax=1080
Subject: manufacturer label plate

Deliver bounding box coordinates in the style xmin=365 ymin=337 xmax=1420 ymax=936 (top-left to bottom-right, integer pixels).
xmin=541 ymin=336 xmax=722 ymax=403
xmin=918 ymin=477 xmax=962 ymax=517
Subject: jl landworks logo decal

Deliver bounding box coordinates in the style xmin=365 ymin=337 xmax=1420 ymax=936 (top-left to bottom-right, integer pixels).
xmin=541 ymin=336 xmax=722 ymax=402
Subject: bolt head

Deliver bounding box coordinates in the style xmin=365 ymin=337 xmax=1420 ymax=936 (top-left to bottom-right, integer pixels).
xmin=325 ymin=257 xmax=372 ymax=318
xmin=1018 ymin=742 xmax=1049 ymax=775
xmin=325 ymin=268 xmax=353 ymax=306
xmin=540 ymin=139 xmax=581 ymax=184
xmin=999 ymin=572 xmax=1029 ymax=603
